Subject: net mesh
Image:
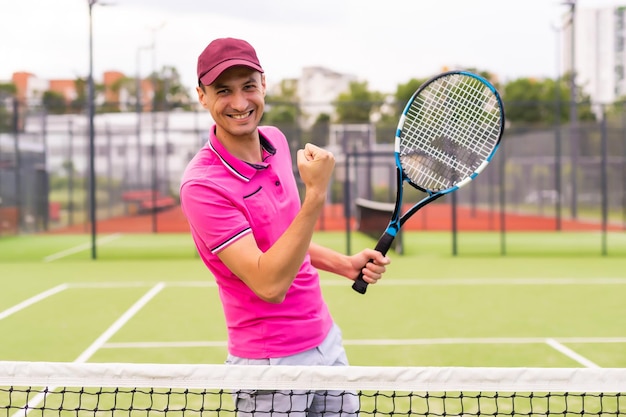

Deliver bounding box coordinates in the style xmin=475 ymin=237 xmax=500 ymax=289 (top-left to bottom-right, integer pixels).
xmin=2 ymin=362 xmax=625 ymax=417
xmin=398 ymin=72 xmax=503 ymax=192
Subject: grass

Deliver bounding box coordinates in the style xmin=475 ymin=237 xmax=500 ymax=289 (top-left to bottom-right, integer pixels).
xmin=1 ymin=232 xmax=625 ymax=415
xmin=0 ymin=232 xmax=625 ymax=368
xmin=2 ymin=230 xmax=626 ymax=263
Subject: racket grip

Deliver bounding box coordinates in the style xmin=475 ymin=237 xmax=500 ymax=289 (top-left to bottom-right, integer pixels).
xmin=351 ymin=232 xmax=395 ymax=295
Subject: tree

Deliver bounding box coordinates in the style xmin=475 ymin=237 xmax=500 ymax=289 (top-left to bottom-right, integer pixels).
xmin=503 ymin=73 xmax=595 ymax=125
xmin=503 ymin=78 xmax=546 ymax=123
xmin=263 ymin=79 xmax=299 ymax=125
xmin=309 ymin=113 xmax=331 ymax=147
xmin=0 ymin=82 xmax=16 ymax=132
xmin=42 ymin=91 xmax=66 ymax=114
xmin=393 ymin=78 xmax=428 ymax=119
xmin=334 ymin=81 xmax=384 ymax=123
xmin=152 ymin=66 xmax=193 ymax=111
xmin=70 ymin=78 xmax=87 ymax=114
xmin=368 ymin=78 xmax=429 ymax=144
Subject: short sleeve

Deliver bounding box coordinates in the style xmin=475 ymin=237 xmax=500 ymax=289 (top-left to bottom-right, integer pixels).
xmin=180 ymin=180 xmax=251 ymax=254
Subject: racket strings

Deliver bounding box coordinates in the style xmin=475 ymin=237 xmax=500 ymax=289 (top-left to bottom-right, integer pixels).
xmin=399 ymin=73 xmax=502 ymax=191
xmin=407 ymin=77 xmax=497 ymax=165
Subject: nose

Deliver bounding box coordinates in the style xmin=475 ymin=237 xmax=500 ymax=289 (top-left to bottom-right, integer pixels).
xmin=230 ymin=90 xmax=248 ymax=112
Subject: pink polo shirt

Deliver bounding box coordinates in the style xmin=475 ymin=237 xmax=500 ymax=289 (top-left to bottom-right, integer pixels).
xmin=180 ymin=125 xmax=333 ymax=359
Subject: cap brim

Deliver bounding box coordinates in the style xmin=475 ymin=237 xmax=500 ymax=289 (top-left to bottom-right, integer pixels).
xmin=199 ymin=59 xmax=264 ymax=86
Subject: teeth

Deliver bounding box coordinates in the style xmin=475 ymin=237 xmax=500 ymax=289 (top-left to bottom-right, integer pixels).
xmin=231 ymin=111 xmax=251 ymax=119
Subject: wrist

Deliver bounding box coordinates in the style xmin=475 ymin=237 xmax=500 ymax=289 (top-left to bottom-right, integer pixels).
xmin=303 ymin=189 xmax=327 ymax=209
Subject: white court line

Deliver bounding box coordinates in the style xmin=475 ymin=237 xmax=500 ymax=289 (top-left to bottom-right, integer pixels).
xmin=12 ymin=282 xmax=165 ymax=417
xmin=69 ymin=281 xmax=217 ymax=288
xmin=68 ymin=282 xmax=173 ymax=289
xmin=102 ymin=337 xmax=626 ymax=349
xmin=65 ymin=277 xmax=626 ymax=289
xmin=74 ymin=282 xmax=165 ymax=362
xmin=546 ymin=338 xmax=600 ymax=368
xmin=105 ymin=340 xmax=228 ymax=348
xmin=323 ymin=277 xmax=626 ymax=286
xmin=43 ymin=233 xmax=123 ymax=262
xmin=0 ymin=284 xmax=68 ymax=321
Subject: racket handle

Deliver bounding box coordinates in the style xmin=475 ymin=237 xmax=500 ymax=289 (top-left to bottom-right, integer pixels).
xmin=351 ymin=232 xmax=395 ymax=294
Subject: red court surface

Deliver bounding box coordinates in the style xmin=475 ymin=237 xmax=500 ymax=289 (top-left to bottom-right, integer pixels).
xmin=49 ymin=204 xmax=623 ymax=234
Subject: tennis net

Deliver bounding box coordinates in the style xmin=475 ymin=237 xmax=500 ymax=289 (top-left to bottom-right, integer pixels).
xmin=1 ymin=361 xmax=625 ymax=416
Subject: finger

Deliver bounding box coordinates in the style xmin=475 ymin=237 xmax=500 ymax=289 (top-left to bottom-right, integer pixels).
xmin=361 ymin=270 xmax=382 ymax=284
xmin=303 ymin=143 xmax=317 ymax=160
xmin=364 ymin=250 xmax=390 ymax=266
xmin=366 ymin=263 xmax=386 ymax=275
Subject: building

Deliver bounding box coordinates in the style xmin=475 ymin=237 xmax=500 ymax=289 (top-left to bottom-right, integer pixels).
xmin=297 ymin=66 xmax=356 ymax=128
xmin=563 ymin=5 xmax=626 ymax=106
xmin=18 ymin=110 xmax=213 ymax=192
xmin=9 ymin=71 xmax=155 ymax=112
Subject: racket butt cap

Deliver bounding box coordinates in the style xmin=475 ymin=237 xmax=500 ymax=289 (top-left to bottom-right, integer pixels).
xmin=352 ymin=279 xmax=368 ymax=294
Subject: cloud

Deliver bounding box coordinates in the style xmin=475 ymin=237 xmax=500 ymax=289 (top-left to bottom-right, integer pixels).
xmin=119 ymin=0 xmax=348 ymax=26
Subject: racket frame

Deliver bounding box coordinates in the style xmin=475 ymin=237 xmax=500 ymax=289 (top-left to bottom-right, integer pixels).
xmin=351 ymin=70 xmax=505 ymax=294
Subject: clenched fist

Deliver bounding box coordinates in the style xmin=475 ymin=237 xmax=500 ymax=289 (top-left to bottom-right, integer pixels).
xmin=296 ymin=143 xmax=335 ymax=199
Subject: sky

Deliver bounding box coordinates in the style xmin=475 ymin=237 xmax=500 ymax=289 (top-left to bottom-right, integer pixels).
xmin=0 ymin=0 xmax=622 ymax=94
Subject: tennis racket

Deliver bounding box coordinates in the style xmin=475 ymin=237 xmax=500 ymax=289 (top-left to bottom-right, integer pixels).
xmin=352 ymin=70 xmax=505 ymax=294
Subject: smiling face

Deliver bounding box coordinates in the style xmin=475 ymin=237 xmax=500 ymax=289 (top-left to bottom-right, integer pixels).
xmin=196 ymin=66 xmax=266 ymax=142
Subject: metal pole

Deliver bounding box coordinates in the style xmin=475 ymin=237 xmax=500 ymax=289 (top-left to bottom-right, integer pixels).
xmin=149 ymin=26 xmax=163 ymax=234
xmin=623 ymin=102 xmax=626 ymax=229
xmin=151 ymin=57 xmax=158 ymax=233
xmin=551 ymin=23 xmax=563 ymax=231
xmin=135 ymin=47 xmax=143 ymax=188
xmin=12 ymin=97 xmax=21 ymax=232
xmin=344 ymin=151 xmax=351 ymax=256
xmin=451 ymin=191 xmax=458 ymax=256
xmin=499 ymin=140 xmax=506 ymax=256
xmin=41 ymin=107 xmax=49 ymax=231
xmin=599 ymin=107 xmax=607 ymax=256
xmin=87 ymin=0 xmax=97 ymax=259
xmin=68 ymin=119 xmax=74 ymax=226
xmin=163 ymin=70 xmax=170 ymax=195
xmin=565 ymin=0 xmax=579 ymax=219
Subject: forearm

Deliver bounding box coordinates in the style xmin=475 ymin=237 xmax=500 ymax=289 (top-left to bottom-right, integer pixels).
xmin=309 ymin=242 xmax=353 ymax=278
xmin=310 ymin=243 xmax=391 ymax=284
xmin=255 ymin=190 xmax=326 ymax=299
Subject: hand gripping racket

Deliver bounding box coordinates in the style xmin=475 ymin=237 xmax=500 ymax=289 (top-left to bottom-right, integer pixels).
xmin=352 ymin=70 xmax=505 ymax=294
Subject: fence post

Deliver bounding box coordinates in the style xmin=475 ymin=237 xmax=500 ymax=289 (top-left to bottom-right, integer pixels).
xmin=499 ymin=138 xmax=506 ymax=256
xmin=344 ymin=150 xmax=351 ymax=255
xmin=451 ymin=190 xmax=458 ymax=256
xmin=600 ymin=105 xmax=607 ymax=256
xmin=12 ymin=97 xmax=21 ymax=232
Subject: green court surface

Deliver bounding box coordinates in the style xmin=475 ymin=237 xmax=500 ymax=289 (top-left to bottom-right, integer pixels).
xmin=2 ymin=231 xmax=626 ymax=262
xmin=0 ymin=232 xmax=625 ymax=368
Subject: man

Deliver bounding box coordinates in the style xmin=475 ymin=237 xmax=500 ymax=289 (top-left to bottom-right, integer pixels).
xmin=180 ymin=37 xmax=390 ymax=416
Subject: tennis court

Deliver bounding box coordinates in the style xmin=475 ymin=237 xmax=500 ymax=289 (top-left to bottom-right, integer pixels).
xmin=1 ymin=232 xmax=625 ymax=368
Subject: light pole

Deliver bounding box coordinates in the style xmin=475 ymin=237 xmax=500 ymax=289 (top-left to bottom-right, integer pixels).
xmin=563 ymin=0 xmax=578 ymax=219
xmin=135 ymin=45 xmax=152 ymax=187
xmin=148 ymin=22 xmax=165 ymax=233
xmin=87 ymin=0 xmax=97 ymax=259
xmin=87 ymin=0 xmax=113 ymax=258
xmin=551 ymin=23 xmax=563 ymax=231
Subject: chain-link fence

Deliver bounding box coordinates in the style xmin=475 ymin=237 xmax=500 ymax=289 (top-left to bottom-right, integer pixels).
xmin=0 ymin=99 xmax=624 ymax=254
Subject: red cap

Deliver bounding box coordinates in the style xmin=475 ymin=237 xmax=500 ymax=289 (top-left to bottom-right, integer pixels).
xmin=197 ymin=38 xmax=264 ymax=86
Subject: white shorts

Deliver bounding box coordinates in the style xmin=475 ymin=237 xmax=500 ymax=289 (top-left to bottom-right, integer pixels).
xmin=225 ymin=323 xmax=358 ymax=417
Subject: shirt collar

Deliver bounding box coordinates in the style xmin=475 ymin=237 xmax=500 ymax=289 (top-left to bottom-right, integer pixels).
xmin=208 ymin=125 xmax=276 ymax=182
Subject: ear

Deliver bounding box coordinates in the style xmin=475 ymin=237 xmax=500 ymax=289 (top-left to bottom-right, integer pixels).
xmin=196 ymin=85 xmax=209 ymax=109
xmin=261 ymin=74 xmax=267 ymax=96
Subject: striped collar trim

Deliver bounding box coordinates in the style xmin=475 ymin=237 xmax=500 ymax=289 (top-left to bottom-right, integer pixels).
xmin=208 ymin=127 xmax=276 ymax=182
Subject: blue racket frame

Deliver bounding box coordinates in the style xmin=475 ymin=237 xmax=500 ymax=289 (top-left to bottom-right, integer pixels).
xmin=352 ymin=70 xmax=505 ymax=294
